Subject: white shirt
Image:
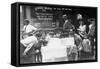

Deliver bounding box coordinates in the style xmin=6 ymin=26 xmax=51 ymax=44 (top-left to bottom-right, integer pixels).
xmin=88 ymin=24 xmax=95 ymax=35
xmin=45 ymin=34 xmax=51 ymax=41
xmin=89 ymin=24 xmax=93 ymax=29
xmin=23 ymin=24 xmax=37 ymax=33
xmin=21 ymin=24 xmax=38 ymax=47
xmin=79 ymin=25 xmax=86 ymax=32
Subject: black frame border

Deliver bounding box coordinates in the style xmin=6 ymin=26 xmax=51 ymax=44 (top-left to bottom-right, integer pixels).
xmin=11 ymin=2 xmax=98 ymax=67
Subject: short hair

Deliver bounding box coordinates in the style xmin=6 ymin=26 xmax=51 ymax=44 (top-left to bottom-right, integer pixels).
xmin=35 ymin=33 xmax=42 ymax=38
xmin=62 ymin=14 xmax=68 ymax=19
xmin=24 ymin=19 xmax=30 ymax=24
xmin=88 ymin=18 xmax=95 ymax=23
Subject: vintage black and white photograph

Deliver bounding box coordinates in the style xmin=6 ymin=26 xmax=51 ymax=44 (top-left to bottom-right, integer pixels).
xmin=19 ymin=4 xmax=97 ymax=64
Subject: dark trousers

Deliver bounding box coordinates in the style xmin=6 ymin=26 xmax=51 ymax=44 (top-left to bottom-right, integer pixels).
xmin=67 ymin=47 xmax=78 ymax=61
xmin=34 ymin=52 xmax=42 ymax=63
xmin=89 ymin=36 xmax=95 ymax=56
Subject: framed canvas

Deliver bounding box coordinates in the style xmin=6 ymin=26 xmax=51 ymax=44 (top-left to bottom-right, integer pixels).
xmin=11 ymin=2 xmax=98 ymax=67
